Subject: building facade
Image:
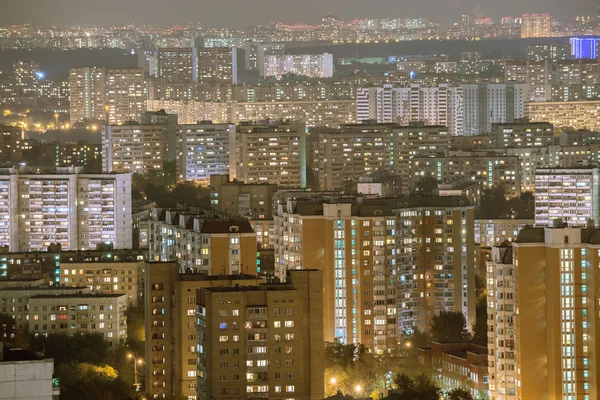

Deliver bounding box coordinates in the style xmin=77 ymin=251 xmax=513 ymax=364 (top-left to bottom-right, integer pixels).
xmin=209 ymin=175 xmax=277 ymax=219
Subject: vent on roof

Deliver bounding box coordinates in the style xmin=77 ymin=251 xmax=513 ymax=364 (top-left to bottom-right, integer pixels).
xmin=229 ymin=226 xmax=240 ymax=233
xmin=459 ymin=200 xmax=465 ymax=206
xmin=374 ymin=210 xmax=383 ymax=216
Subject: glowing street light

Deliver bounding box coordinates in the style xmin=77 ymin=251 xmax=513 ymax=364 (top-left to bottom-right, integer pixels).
xmin=330 ymin=377 xmax=336 ymax=384
xmin=355 ymin=385 xmax=362 ymax=393
xmin=127 ymin=353 xmax=143 ymax=391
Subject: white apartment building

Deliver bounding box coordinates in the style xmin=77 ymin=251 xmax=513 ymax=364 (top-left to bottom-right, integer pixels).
xmin=475 ymin=219 xmax=533 ymax=247
xmin=69 ymin=67 xmax=145 ymax=125
xmin=28 ymin=293 xmax=127 ymax=347
xmin=102 ymin=123 xmax=166 ymax=174
xmin=0 ymin=349 xmax=58 ymax=400
xmin=505 ymin=60 xmax=551 ymax=102
xmin=236 ymin=121 xmax=307 ymax=188
xmin=261 ymin=53 xmax=334 ymax=79
xmin=0 ymin=167 xmax=132 ymax=252
xmin=486 ymin=244 xmax=517 ymax=400
xmin=177 ymin=122 xmax=236 ymax=183
xmin=356 ymin=84 xmax=464 ymax=136
xmin=534 ymin=168 xmax=599 ymax=227
xmin=461 ymin=83 xmax=528 ymax=135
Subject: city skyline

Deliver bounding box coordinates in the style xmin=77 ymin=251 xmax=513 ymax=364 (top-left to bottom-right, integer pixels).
xmin=0 ymin=0 xmax=597 ymax=27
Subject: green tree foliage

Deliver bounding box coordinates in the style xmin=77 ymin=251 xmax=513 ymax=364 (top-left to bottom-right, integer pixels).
xmin=477 ymin=186 xmax=534 ymax=219
xmin=448 ymin=387 xmax=476 ymax=400
xmin=392 ymin=373 xmax=441 ymax=400
xmin=430 ymin=311 xmax=470 ymax=343
xmin=126 ymin=306 xmax=145 ymax=354
xmin=29 ymin=333 xmax=108 ymax=365
xmin=131 ymin=172 xmax=210 ymax=208
xmin=56 ymin=362 xmax=134 ymax=400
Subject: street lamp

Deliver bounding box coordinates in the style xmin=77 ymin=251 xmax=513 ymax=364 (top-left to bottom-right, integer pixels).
xmin=54 ymin=113 xmax=59 ymax=129
xmin=127 ymin=353 xmax=143 ymax=391
xmin=355 ymin=385 xmax=362 ymax=397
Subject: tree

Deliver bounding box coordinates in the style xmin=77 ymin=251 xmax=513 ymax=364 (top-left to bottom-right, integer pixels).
xmin=29 ymin=333 xmax=108 ymax=365
xmin=324 ymin=339 xmax=357 ymax=369
xmin=448 ymin=387 xmax=475 ymax=400
xmin=393 ymin=373 xmax=441 ymax=400
xmin=431 ymin=311 xmax=470 ymax=343
xmin=0 ymin=313 xmax=16 ymax=341
xmin=413 ymin=176 xmax=439 ymax=194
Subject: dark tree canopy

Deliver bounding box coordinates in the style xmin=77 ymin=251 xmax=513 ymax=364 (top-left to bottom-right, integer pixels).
xmin=477 ymin=186 xmax=534 ymax=219
xmin=448 ymin=387 xmax=475 ymax=400
xmin=430 ymin=311 xmax=470 ymax=343
xmin=413 ymin=176 xmax=439 ymax=194
xmin=392 ymin=373 xmax=441 ymax=400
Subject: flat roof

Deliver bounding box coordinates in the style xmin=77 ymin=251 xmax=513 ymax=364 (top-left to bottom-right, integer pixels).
xmin=29 ymin=293 xmax=125 ymax=299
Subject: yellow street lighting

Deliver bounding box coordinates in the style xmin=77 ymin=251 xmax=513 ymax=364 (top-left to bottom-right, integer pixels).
xmin=355 ymin=385 xmax=362 ymax=393
xmin=330 ymin=377 xmax=336 ymax=384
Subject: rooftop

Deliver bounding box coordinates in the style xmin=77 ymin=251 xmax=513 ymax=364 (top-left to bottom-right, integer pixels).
xmin=29 ymin=293 xmax=125 ymax=299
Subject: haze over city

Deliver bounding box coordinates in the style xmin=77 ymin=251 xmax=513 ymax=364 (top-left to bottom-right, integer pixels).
xmin=1 ymin=0 xmax=597 ymax=26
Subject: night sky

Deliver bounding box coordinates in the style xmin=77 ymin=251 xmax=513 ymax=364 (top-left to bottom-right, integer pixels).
xmin=0 ymin=0 xmax=597 ymax=27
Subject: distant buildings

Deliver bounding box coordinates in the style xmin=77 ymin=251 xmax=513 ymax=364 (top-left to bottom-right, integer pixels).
xmin=261 ymin=53 xmax=334 ymax=79
xmin=520 ymin=14 xmax=553 ymax=38
xmin=196 ymin=269 xmax=325 ymax=400
xmin=154 ymin=47 xmax=198 ymax=82
xmin=0 ymin=125 xmax=24 ymax=163
xmin=504 ymin=60 xmax=552 ymax=102
xmin=102 ymin=123 xmax=167 ymax=174
xmin=570 ymin=37 xmax=600 ymax=59
xmin=529 ymin=100 xmax=600 ymax=132
xmin=475 ymin=219 xmax=533 ymax=246
xmin=0 ymin=167 xmax=132 ymax=251
xmin=209 ymin=175 xmax=277 ymax=219
xmin=493 ymin=121 xmax=554 ymax=148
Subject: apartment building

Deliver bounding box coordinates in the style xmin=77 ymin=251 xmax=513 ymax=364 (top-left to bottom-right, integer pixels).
xmin=209 ymin=175 xmax=277 ymax=219
xmin=0 ymin=285 xmax=90 ymax=330
xmin=512 ymin=225 xmax=600 ymax=400
xmin=149 ymin=207 xmax=257 ymax=275
xmin=236 ymin=121 xmax=307 ymax=188
xmin=505 ymin=60 xmax=552 ymax=102
xmin=534 ymin=168 xmax=599 ymax=227
xmin=0 ymin=167 xmax=132 ymax=252
xmin=356 ymin=84 xmax=464 ymax=136
xmin=102 ymin=123 xmax=166 ymax=174
xmin=196 ymin=269 xmax=324 ymax=400
xmin=154 ymin=47 xmax=198 ymax=82
xmin=177 ymin=122 xmax=236 ymax=184
xmin=261 ymin=53 xmax=334 ymax=79
xmin=146 ymin=99 xmax=356 ymax=128
xmin=28 ymin=293 xmax=127 ymax=348
xmin=197 ymin=47 xmax=237 ymax=84
xmin=410 ymin=155 xmax=521 ymax=196
xmin=58 ymin=260 xmax=145 ymax=307
xmin=486 ymin=244 xmax=516 ymax=400
xmin=529 ymin=100 xmax=600 ymax=132
xmin=493 ymin=121 xmax=554 ymax=148
xmin=69 ymin=67 xmax=145 ymax=125
xmin=0 ymin=125 xmax=24 ymax=163
xmin=474 ymin=219 xmax=533 ymax=247
xmin=461 ymin=83 xmax=528 ymax=135
xmin=144 ymin=261 xmax=261 ymax=400
xmin=520 ymin=14 xmax=553 ymax=38
xmin=274 ymin=196 xmax=475 ymax=351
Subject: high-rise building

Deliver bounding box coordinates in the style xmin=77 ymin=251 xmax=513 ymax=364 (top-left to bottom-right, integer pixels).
xmin=236 ymin=121 xmax=307 ymax=188
xmin=0 ymin=167 xmax=132 ymax=251
xmin=143 ymin=261 xmax=261 ymax=400
xmin=148 ymin=208 xmax=257 ymax=275
xmin=570 ymin=37 xmax=600 ymax=59
xmin=68 ymin=67 xmax=106 ymax=123
xmin=102 ymin=122 xmax=167 ymax=174
xmin=69 ymin=67 xmax=145 ymax=125
xmin=534 ymin=168 xmax=599 ymax=227
xmin=486 ymin=244 xmax=516 ymax=400
xmin=356 ymin=84 xmax=464 ymax=136
xmin=196 ymin=269 xmax=324 ymax=400
xmin=261 ymin=53 xmax=334 ymax=79
xmin=520 ymin=14 xmax=553 ymax=38
xmin=155 ymin=47 xmax=198 ymax=82
xmin=461 ymin=83 xmax=529 ymax=135
xmin=475 ymin=219 xmax=534 ymax=247
xmin=274 ymin=196 xmax=475 ymax=351
xmin=177 ymin=122 xmax=236 ymax=184
xmin=555 ymin=59 xmax=600 ymax=85
xmin=512 ymin=225 xmax=600 ymax=399
xmin=105 ymin=68 xmax=145 ymax=125
xmin=0 ymin=125 xmax=24 ymax=163
xmin=13 ymin=59 xmax=40 ymax=95
xmin=197 ymin=47 xmax=237 ymax=84
xmin=28 ymin=293 xmax=127 ymax=347
xmin=209 ymin=175 xmax=277 ymax=219
xmin=505 ymin=59 xmax=552 ymax=102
